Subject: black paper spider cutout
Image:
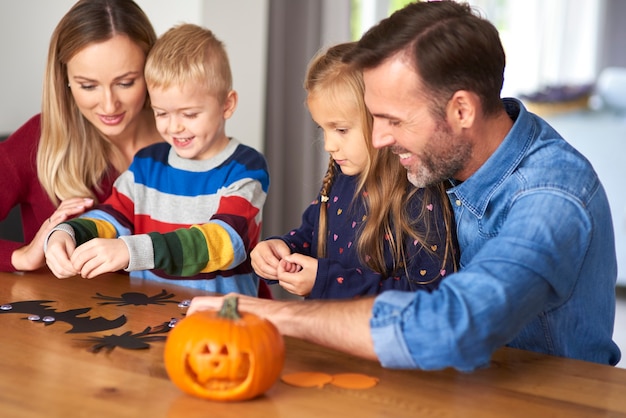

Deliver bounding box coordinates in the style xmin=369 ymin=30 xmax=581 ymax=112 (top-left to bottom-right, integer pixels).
xmin=81 ymin=320 xmax=173 ymax=352
xmin=93 ymin=289 xmax=179 ymax=306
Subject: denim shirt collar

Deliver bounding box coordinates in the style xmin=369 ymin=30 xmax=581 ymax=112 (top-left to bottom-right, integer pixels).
xmin=447 ymin=98 xmax=534 ymax=218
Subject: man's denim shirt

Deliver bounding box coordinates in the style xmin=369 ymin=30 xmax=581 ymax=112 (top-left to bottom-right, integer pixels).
xmin=371 ymin=98 xmax=621 ymax=371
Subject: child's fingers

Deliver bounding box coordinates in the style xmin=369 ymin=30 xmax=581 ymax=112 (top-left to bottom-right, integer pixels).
xmin=278 ymin=258 xmax=301 ymax=274
xmin=46 ymin=252 xmax=77 ymax=278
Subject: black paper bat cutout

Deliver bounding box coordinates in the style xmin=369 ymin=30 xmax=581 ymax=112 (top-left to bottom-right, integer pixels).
xmin=81 ymin=320 xmax=173 ymax=352
xmin=0 ymin=300 xmax=127 ymax=333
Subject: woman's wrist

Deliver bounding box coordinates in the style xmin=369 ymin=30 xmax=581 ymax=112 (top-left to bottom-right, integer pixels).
xmin=11 ymin=245 xmax=40 ymax=271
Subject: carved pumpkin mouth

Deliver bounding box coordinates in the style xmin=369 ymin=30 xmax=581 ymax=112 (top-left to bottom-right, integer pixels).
xmin=184 ymin=343 xmax=251 ymax=390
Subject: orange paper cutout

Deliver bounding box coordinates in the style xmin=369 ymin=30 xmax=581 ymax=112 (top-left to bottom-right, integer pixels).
xmin=282 ymin=371 xmax=379 ymax=390
xmin=330 ymin=373 xmax=379 ymax=389
xmin=281 ymin=371 xmax=333 ymax=388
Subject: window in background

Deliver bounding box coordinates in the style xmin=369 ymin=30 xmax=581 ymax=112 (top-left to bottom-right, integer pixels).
xmin=350 ymin=0 xmax=414 ymax=40
xmin=349 ymin=0 xmax=604 ymax=98
xmin=470 ymin=0 xmax=603 ymax=98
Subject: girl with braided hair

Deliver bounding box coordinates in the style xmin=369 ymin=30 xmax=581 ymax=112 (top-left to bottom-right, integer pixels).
xmin=251 ymin=42 xmax=457 ymax=299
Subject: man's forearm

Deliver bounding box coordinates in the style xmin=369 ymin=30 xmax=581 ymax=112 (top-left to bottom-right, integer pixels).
xmin=188 ymin=294 xmax=379 ymax=361
xmin=276 ymin=297 xmax=378 ymax=360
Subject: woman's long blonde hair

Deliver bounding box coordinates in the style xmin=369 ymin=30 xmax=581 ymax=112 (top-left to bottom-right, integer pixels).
xmin=305 ymin=42 xmax=457 ymax=278
xmin=37 ymin=0 xmax=157 ymax=204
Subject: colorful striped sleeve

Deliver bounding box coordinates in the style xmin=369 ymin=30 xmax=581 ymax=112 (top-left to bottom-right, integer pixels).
xmin=63 ymin=206 xmax=134 ymax=246
xmin=145 ymin=220 xmax=244 ymax=276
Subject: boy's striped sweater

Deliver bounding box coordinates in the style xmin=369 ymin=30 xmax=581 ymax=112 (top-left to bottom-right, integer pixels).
xmin=60 ymin=139 xmax=269 ymax=295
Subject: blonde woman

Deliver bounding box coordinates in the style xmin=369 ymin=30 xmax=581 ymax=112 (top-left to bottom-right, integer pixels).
xmin=0 ymin=0 xmax=162 ymax=272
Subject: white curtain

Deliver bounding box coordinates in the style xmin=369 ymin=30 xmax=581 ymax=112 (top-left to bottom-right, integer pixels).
xmin=470 ymin=0 xmax=604 ymax=97
xmin=356 ymin=0 xmax=605 ymax=96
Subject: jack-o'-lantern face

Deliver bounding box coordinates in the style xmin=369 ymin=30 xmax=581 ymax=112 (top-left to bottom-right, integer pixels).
xmin=164 ymin=297 xmax=285 ymax=401
xmin=186 ymin=342 xmax=250 ymax=389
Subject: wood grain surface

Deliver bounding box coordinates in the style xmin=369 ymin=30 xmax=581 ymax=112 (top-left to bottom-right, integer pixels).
xmin=0 ymin=270 xmax=624 ymax=418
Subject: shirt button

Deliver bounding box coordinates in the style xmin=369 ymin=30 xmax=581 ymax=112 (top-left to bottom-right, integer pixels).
xmin=455 ymin=199 xmax=462 ymax=206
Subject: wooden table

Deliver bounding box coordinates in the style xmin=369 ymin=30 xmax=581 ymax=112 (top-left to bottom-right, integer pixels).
xmin=0 ymin=270 xmax=625 ymax=418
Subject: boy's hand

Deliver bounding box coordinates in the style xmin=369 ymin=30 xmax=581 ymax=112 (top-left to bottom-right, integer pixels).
xmin=250 ymin=239 xmax=291 ymax=280
xmin=70 ymin=238 xmax=130 ymax=279
xmin=45 ymin=231 xmax=78 ymax=278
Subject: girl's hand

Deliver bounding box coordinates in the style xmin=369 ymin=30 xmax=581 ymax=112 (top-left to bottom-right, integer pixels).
xmin=276 ymin=252 xmax=316 ymax=297
xmin=280 ymin=258 xmax=302 ymax=274
xmin=70 ymin=238 xmax=130 ymax=279
xmin=11 ymin=198 xmax=94 ymax=271
xmin=250 ymin=239 xmax=291 ymax=280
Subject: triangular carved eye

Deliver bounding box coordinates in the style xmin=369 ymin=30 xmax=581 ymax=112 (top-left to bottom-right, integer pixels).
xmin=201 ymin=342 xmax=228 ymax=356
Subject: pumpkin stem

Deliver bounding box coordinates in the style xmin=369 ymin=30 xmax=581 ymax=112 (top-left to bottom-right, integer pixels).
xmin=218 ymin=296 xmax=242 ymax=320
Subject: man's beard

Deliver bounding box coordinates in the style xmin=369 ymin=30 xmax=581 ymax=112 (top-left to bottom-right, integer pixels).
xmin=406 ymin=120 xmax=472 ymax=188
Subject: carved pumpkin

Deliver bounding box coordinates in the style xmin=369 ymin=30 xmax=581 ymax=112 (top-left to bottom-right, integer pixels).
xmin=164 ymin=296 xmax=285 ymax=401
